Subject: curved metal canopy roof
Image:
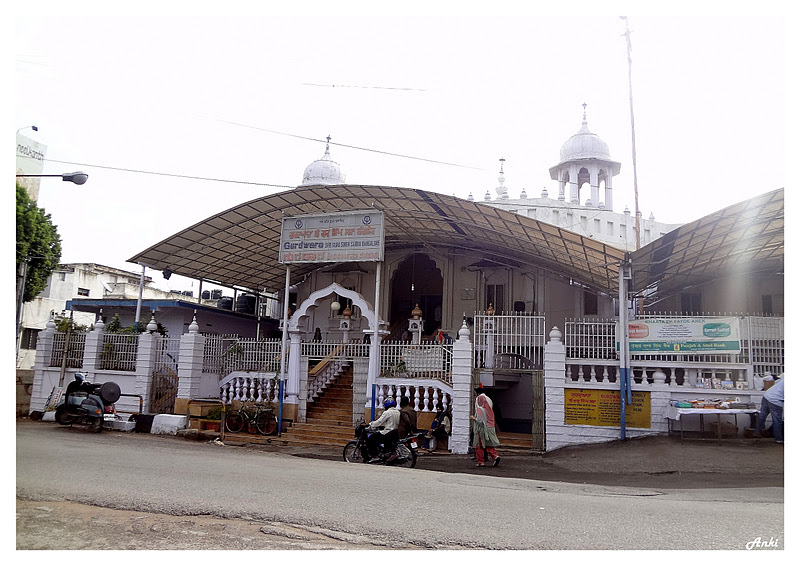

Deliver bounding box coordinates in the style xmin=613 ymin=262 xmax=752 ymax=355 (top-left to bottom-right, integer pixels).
xmin=629 ymin=188 xmax=784 ymax=308
xmin=128 ymin=184 xmax=627 ymax=295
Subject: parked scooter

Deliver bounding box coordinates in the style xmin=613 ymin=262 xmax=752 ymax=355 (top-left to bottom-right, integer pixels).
xmin=343 ymin=420 xmax=420 ymax=467
xmin=54 ymin=373 xmax=121 ymax=433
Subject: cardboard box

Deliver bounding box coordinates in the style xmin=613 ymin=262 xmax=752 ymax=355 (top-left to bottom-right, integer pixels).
xmin=763 ymin=380 xmax=775 ymax=391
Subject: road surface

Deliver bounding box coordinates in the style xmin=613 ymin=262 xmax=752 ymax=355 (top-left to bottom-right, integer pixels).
xmin=16 ymin=421 xmax=784 ymax=550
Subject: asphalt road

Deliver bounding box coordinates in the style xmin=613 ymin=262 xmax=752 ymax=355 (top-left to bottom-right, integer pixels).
xmin=16 ymin=421 xmax=784 ymax=550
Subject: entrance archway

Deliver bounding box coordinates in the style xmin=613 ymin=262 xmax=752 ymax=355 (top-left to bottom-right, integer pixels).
xmin=390 ymin=253 xmax=443 ymax=337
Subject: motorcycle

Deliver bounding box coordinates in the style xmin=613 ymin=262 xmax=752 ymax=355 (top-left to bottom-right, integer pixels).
xmin=54 ymin=373 xmax=121 ymax=433
xmin=343 ymin=420 xmax=420 ymax=468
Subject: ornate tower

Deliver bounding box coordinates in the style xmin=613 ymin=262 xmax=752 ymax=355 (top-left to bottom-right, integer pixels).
xmin=548 ymin=104 xmax=621 ymax=209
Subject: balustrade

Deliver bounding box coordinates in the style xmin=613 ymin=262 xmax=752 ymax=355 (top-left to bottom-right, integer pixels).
xmin=220 ymin=373 xmax=281 ymax=404
xmin=374 ymin=381 xmax=452 ymax=413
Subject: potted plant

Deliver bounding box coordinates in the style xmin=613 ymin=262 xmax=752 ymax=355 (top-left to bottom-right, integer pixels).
xmin=203 ymin=406 xmax=222 ymax=431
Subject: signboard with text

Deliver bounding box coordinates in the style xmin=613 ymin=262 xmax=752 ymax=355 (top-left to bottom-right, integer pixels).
xmin=279 ymin=211 xmax=385 ymax=264
xmin=617 ymin=317 xmax=741 ymax=354
xmin=564 ymin=388 xmax=651 ymax=429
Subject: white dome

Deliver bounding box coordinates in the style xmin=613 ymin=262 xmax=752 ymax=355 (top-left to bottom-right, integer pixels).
xmin=301 ymin=138 xmax=346 ymax=186
xmin=559 ymin=120 xmax=611 ymax=162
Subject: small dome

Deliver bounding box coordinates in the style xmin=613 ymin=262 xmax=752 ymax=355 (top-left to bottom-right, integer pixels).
xmin=301 ymin=136 xmax=346 ymax=186
xmin=558 ymin=105 xmax=611 ymax=162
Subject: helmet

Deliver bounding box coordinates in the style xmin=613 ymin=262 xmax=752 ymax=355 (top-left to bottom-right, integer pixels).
xmin=383 ymin=398 xmax=397 ymax=410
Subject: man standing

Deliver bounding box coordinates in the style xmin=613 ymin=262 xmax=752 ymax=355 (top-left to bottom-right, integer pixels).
xmin=755 ymin=375 xmax=784 ymax=444
xmin=398 ymin=396 xmax=417 ymax=438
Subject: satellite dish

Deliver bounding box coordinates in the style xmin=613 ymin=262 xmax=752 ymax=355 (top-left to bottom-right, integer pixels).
xmin=100 ymin=281 xmax=113 ymax=294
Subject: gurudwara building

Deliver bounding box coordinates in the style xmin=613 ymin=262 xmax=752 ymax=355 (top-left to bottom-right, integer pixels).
xmin=30 ymin=108 xmax=783 ymax=452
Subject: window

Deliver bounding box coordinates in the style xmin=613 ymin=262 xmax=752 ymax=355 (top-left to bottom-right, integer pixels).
xmin=681 ymin=293 xmax=702 ymax=314
xmin=607 ymin=221 xmax=614 ymax=236
xmin=583 ymin=290 xmax=598 ymax=315
xmin=593 ymin=219 xmax=601 ymax=235
xmin=58 ymin=272 xmax=66 ymax=281
xmin=485 ymin=284 xmax=505 ymax=313
xmin=20 ymin=328 xmax=39 ymax=350
xmin=77 ymin=288 xmax=90 ymax=297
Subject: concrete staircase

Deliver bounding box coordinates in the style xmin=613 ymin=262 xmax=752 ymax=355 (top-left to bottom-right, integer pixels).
xmin=272 ymin=366 xmax=356 ymax=448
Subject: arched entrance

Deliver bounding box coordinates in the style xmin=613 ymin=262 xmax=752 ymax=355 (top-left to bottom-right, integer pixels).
xmin=390 ymin=253 xmax=443 ymax=337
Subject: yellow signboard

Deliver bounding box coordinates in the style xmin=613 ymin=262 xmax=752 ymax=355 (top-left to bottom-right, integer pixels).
xmin=564 ymin=389 xmax=651 ymax=429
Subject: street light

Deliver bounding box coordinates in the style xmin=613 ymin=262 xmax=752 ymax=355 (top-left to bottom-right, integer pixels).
xmin=16 ymin=172 xmax=89 ymax=185
xmin=17 ymin=125 xmax=38 ymax=134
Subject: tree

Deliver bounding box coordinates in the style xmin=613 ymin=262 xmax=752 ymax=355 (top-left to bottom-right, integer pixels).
xmin=16 ymin=184 xmax=62 ymax=302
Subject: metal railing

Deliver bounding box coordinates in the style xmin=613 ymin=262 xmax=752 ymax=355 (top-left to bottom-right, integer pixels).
xmin=99 ymin=334 xmax=138 ymax=372
xmin=473 ymin=312 xmax=546 ymax=370
xmin=563 ymin=314 xmax=784 ymax=387
xmin=49 ymin=331 xmax=86 ymax=368
xmin=380 ymin=340 xmax=453 ymax=384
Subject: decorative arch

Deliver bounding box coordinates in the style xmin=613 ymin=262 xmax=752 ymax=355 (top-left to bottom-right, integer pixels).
xmin=288 ymin=282 xmax=377 ymax=332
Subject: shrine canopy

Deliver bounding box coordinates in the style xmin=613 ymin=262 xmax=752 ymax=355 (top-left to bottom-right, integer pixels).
xmin=629 ymin=188 xmax=784 ymax=308
xmin=128 ymin=184 xmax=627 ymax=295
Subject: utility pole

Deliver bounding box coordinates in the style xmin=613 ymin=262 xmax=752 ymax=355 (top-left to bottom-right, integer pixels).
xmin=621 ymin=16 xmax=642 ymax=251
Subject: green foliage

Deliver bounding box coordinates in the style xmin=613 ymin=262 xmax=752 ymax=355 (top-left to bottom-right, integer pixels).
xmin=54 ymin=317 xmax=92 ymax=333
xmin=16 ymin=184 xmax=62 ymax=302
xmin=105 ymin=313 xmax=167 ymax=335
xmin=206 ymin=407 xmax=222 ymax=420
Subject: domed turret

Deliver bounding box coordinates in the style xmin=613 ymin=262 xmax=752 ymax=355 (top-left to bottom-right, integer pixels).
xmin=558 ymin=106 xmax=612 ymax=162
xmin=548 ymin=104 xmax=621 ymax=209
xmin=301 ymin=136 xmax=346 ymax=186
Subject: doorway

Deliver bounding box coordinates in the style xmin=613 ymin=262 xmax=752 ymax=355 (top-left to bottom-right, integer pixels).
xmin=390 ymin=253 xmax=443 ymax=337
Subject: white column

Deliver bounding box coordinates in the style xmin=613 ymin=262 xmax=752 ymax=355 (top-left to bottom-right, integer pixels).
xmin=135 ymin=330 xmax=158 ymax=412
xmin=30 ymin=317 xmax=56 ymax=413
xmin=82 ymin=316 xmax=106 ymax=381
xmin=605 ymin=174 xmax=614 ymax=210
xmin=590 ymin=168 xmax=599 ymax=206
xmin=287 ymin=330 xmax=302 ymax=405
xmin=176 ymin=317 xmax=205 ymax=402
xmin=449 ymin=320 xmax=473 ymax=454
xmin=543 ymin=327 xmax=567 ymax=452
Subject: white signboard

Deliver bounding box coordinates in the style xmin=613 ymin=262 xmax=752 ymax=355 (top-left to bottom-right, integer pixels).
xmin=279 ymin=211 xmax=384 ymax=264
xmin=617 ymin=317 xmax=741 ymax=354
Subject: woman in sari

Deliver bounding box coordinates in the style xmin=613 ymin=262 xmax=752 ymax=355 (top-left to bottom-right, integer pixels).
xmin=470 ymin=386 xmax=500 ymax=467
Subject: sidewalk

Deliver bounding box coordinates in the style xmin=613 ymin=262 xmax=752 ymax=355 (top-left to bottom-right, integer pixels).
xmin=226 ymin=434 xmax=784 ymax=490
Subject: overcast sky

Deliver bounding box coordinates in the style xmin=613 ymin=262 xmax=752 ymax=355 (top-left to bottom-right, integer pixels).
xmin=14 ymin=2 xmax=789 ymax=294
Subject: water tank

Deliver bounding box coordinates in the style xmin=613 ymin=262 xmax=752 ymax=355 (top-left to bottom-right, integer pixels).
xmin=217 ymin=296 xmax=234 ymax=310
xmin=201 ymin=290 xmax=211 ymax=300
xmin=235 ymin=294 xmax=257 ymax=315
xmin=210 ymin=289 xmax=223 ymax=300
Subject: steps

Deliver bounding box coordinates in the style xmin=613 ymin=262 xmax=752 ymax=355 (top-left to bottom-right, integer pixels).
xmin=497 ymin=431 xmax=535 ymax=451
xmin=271 ymin=367 xmax=357 ymax=448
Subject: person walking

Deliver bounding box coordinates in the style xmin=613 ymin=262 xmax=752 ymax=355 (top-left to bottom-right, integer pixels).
xmin=755 ymin=375 xmax=784 ymax=443
xmin=470 ymin=385 xmax=500 ymax=466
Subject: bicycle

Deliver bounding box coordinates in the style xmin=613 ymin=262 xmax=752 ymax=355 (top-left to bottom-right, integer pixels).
xmin=224 ymin=403 xmax=278 ymax=435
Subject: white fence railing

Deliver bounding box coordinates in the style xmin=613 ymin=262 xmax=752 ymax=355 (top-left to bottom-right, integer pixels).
xmin=473 ymin=313 xmax=546 ymax=370
xmin=564 ymin=314 xmax=784 ymax=389
xmin=380 ymin=341 xmax=453 ymax=384
xmin=204 ymin=337 xmax=284 ymax=375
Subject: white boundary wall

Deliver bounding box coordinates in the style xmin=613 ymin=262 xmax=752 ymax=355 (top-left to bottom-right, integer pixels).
xmin=543 ymin=327 xmax=767 ymax=452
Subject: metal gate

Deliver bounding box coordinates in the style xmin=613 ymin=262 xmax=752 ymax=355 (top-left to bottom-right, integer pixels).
xmin=531 ymin=370 xmax=545 ymax=451
xmin=150 ymin=336 xmax=180 ymax=413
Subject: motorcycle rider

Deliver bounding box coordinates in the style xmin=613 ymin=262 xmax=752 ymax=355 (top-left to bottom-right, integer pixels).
xmin=365 ymin=398 xmax=400 ymax=462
